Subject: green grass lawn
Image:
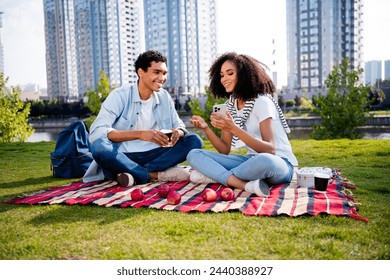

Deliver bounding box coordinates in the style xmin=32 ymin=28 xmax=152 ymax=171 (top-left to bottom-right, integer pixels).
xmin=0 ymin=139 xmax=389 ymax=260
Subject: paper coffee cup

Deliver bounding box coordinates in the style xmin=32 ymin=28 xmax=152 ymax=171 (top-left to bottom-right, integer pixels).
xmin=314 ymin=173 xmax=331 ymax=192
xmin=160 ymin=129 xmax=173 ymax=140
xmin=160 ymin=129 xmax=173 ymax=147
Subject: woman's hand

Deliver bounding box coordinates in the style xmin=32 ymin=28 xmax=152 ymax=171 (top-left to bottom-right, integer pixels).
xmin=210 ymin=111 xmax=237 ymax=132
xmin=190 ymin=115 xmax=208 ymax=129
xmin=190 ymin=113 xmax=232 ymax=154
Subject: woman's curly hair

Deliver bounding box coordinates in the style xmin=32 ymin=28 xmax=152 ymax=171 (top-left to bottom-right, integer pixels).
xmin=208 ymin=52 xmax=275 ymax=100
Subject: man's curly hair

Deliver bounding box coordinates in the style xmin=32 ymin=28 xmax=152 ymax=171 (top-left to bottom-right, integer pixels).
xmin=208 ymin=52 xmax=275 ymax=100
xmin=135 ymin=50 xmax=167 ymax=77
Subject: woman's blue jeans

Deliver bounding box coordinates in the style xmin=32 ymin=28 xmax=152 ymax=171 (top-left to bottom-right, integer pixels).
xmin=90 ymin=134 xmax=203 ymax=184
xmin=186 ymin=149 xmax=294 ymax=186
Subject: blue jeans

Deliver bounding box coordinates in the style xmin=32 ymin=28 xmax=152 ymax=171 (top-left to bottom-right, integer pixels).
xmin=90 ymin=134 xmax=203 ymax=184
xmin=186 ymin=149 xmax=294 ymax=186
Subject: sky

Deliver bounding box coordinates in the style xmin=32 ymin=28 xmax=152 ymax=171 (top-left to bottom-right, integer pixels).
xmin=0 ymin=0 xmax=389 ymax=89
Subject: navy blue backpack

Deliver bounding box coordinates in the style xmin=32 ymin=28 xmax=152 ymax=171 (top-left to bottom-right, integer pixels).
xmin=50 ymin=121 xmax=93 ymax=178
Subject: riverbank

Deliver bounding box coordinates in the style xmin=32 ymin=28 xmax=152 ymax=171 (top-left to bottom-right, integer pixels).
xmin=29 ymin=115 xmax=390 ymax=129
xmin=286 ymin=115 xmax=390 ymax=127
xmin=27 ymin=116 xmax=390 ymax=142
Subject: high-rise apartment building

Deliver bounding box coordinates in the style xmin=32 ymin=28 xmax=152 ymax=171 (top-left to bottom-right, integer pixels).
xmin=286 ymin=0 xmax=364 ymax=96
xmin=44 ymin=0 xmax=79 ymax=101
xmin=44 ymin=0 xmax=145 ymax=101
xmin=143 ymin=0 xmax=217 ymax=96
xmin=364 ymin=60 xmax=382 ymax=85
xmin=384 ymin=60 xmax=390 ymax=80
xmin=74 ymin=0 xmax=145 ymax=95
xmin=0 ymin=12 xmax=5 ymax=74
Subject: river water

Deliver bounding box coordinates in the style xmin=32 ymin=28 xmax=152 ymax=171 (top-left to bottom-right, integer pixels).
xmin=27 ymin=126 xmax=390 ymax=142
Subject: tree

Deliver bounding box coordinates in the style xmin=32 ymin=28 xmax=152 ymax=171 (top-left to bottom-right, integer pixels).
xmin=311 ymin=57 xmax=371 ymax=139
xmin=285 ymin=99 xmax=296 ymax=108
xmin=298 ymin=94 xmax=313 ymax=109
xmin=86 ymin=71 xmax=113 ymax=115
xmin=368 ymin=87 xmax=386 ymax=107
xmin=188 ymin=86 xmax=227 ymax=137
xmin=0 ymin=73 xmax=34 ymax=142
xmin=29 ymin=100 xmax=91 ymax=118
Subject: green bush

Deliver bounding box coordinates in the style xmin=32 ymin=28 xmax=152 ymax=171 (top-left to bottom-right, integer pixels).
xmin=285 ymin=99 xmax=296 ymax=108
xmin=298 ymin=95 xmax=314 ymax=110
xmin=312 ymin=58 xmax=372 ymax=139
xmin=0 ymin=73 xmax=34 ymax=142
xmin=86 ymin=71 xmax=114 ymax=115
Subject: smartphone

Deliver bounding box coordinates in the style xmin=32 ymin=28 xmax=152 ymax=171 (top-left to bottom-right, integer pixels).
xmin=213 ymin=104 xmax=227 ymax=116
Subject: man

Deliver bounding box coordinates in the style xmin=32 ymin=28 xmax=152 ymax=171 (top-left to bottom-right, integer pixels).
xmin=83 ymin=50 xmax=203 ymax=186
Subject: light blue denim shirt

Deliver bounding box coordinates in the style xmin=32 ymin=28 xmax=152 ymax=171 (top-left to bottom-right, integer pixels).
xmin=83 ymin=83 xmax=187 ymax=182
xmin=89 ymin=83 xmax=187 ymax=144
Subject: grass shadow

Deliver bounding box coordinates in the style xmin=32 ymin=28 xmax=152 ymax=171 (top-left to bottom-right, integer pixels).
xmin=26 ymin=204 xmax=151 ymax=226
xmin=0 ymin=176 xmax=70 ymax=189
xmin=0 ymin=176 xmax=75 ymax=206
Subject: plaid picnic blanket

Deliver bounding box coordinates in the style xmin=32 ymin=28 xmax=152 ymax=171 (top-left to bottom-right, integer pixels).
xmin=4 ymin=169 xmax=368 ymax=222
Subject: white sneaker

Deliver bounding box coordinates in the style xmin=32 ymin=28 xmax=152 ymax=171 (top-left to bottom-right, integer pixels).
xmin=190 ymin=170 xmax=216 ymax=184
xmin=158 ymin=167 xmax=190 ymax=182
xmin=116 ymin=172 xmax=135 ymax=187
xmin=245 ymin=179 xmax=270 ymax=197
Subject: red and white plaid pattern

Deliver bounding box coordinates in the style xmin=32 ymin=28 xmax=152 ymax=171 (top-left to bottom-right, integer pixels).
xmin=4 ymin=169 xmax=368 ymax=222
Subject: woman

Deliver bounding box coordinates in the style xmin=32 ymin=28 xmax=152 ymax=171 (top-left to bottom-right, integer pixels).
xmin=186 ymin=52 xmax=298 ymax=197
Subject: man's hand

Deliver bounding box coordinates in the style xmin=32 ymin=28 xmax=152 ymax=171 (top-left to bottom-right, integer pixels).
xmin=141 ymin=130 xmax=170 ymax=146
xmin=141 ymin=129 xmax=183 ymax=147
xmin=169 ymin=128 xmax=182 ymax=146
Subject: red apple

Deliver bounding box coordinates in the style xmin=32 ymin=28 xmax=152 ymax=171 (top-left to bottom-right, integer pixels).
xmin=221 ymin=187 xmax=234 ymax=201
xmin=157 ymin=184 xmax=170 ymax=198
xmin=202 ymin=188 xmax=217 ymax=202
xmin=167 ymin=191 xmax=181 ymax=205
xmin=131 ymin=188 xmax=144 ymax=201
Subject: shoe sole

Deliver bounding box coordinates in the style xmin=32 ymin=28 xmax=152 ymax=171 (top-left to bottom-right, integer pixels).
xmin=117 ymin=173 xmax=134 ymax=187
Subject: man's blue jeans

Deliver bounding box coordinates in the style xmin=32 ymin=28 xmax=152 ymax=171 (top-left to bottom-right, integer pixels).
xmin=90 ymin=134 xmax=203 ymax=184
